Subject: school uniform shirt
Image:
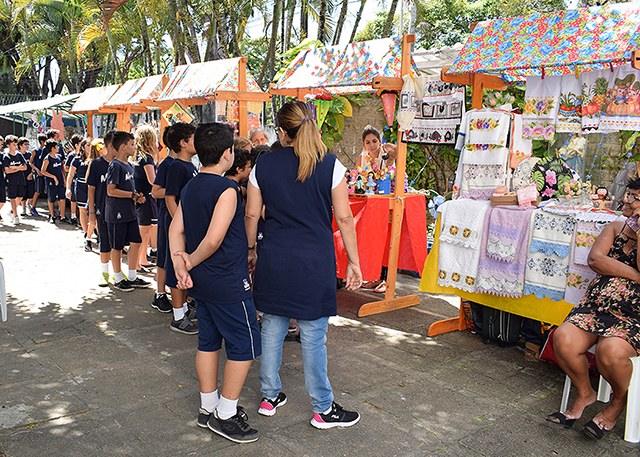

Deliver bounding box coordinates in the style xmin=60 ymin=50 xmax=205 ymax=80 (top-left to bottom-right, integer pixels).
xmin=153 ymin=156 xmax=174 ymax=214
xmin=165 ymin=158 xmax=197 ymax=206
xmin=65 ymin=152 xmax=76 ymax=169
xmin=133 ymin=154 xmax=156 ymax=195
xmin=105 ymin=159 xmax=137 ymax=224
xmin=71 ymin=157 xmax=89 ymax=183
xmin=2 ymin=152 xmax=27 ymax=186
xmin=181 ymin=174 xmax=252 ymax=304
xmin=43 ymin=154 xmax=64 ymax=187
xmin=86 ymin=157 xmax=110 ymax=219
xmin=33 ymin=147 xmax=45 ymax=172
xmin=22 ymin=151 xmax=33 ymax=181
xmin=0 ymin=152 xmax=5 ymax=189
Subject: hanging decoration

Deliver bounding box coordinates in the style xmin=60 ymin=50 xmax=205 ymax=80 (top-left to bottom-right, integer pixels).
xmin=380 ymin=92 xmax=397 ymax=127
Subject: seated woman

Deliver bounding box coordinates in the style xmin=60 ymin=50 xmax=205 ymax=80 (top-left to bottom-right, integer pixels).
xmin=546 ymin=178 xmax=640 ymax=440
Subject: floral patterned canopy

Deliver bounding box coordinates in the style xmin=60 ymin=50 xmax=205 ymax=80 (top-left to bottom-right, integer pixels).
xmin=104 ymin=75 xmax=165 ymax=108
xmin=448 ymin=2 xmax=640 ymax=77
xmin=273 ymin=37 xmax=406 ymax=93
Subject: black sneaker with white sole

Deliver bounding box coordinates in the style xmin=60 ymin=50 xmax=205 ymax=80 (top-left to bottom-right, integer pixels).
xmin=310 ymin=402 xmax=360 ymax=429
xmin=129 ymin=277 xmax=150 ymax=288
xmin=151 ymin=293 xmax=172 ymax=313
xmin=207 ymin=410 xmax=259 ymax=444
xmin=186 ymin=300 xmax=197 ymax=321
xmin=170 ymin=316 xmax=198 ymax=335
xmin=258 ymin=392 xmax=287 ymax=416
xmin=113 ymin=279 xmax=134 ymax=292
xmin=197 ymin=406 xmax=248 ymax=428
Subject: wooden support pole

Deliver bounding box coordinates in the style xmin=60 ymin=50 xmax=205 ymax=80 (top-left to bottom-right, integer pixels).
xmin=86 ymin=113 xmax=94 ymax=137
xmin=358 ymin=33 xmax=420 ymax=318
xmin=441 ymin=67 xmax=507 ymax=110
xmin=427 ymin=298 xmax=468 ymax=336
xmin=633 ymin=50 xmax=640 ymax=71
xmin=238 ymin=57 xmax=249 ymax=138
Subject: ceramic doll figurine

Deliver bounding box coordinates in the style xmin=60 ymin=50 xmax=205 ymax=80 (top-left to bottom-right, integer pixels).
xmin=355 ymin=175 xmax=365 ymax=194
xmin=365 ymin=171 xmax=376 ymax=194
xmin=377 ymin=169 xmax=391 ymax=194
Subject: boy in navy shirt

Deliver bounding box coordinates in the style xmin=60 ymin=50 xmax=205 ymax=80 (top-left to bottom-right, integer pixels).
xmin=2 ymin=135 xmax=27 ymax=225
xmin=30 ymin=133 xmax=47 ymax=216
xmin=169 ymin=123 xmax=260 ymax=443
xmin=66 ymin=134 xmax=83 ymax=226
xmin=88 ymin=132 xmax=115 ymax=287
xmin=105 ymin=131 xmax=149 ymax=292
xmin=165 ymin=123 xmax=198 ymax=334
xmin=41 ymin=139 xmax=67 ymax=223
xmin=0 ymin=136 xmax=5 ymax=220
xmin=150 ymin=125 xmax=174 ymax=313
xmin=18 ymin=137 xmax=35 ymax=217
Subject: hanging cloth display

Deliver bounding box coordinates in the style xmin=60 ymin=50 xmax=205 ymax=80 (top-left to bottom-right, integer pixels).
xmin=510 ymin=114 xmax=533 ymax=168
xmin=397 ymin=74 xmax=418 ymax=132
xmin=581 ymin=69 xmax=613 ymax=132
xmin=556 ymin=75 xmax=583 ymax=133
xmin=600 ymin=64 xmax=640 ymax=131
xmin=522 ymin=75 xmax=562 ymax=141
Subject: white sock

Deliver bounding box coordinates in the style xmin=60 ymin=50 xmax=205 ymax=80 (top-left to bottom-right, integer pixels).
xmin=155 ymin=292 xmax=166 ymax=299
xmin=114 ymin=271 xmax=124 ymax=282
xmin=101 ymin=263 xmax=109 ymax=274
xmin=201 ymin=390 xmax=219 ymax=413
xmin=128 ymin=269 xmax=137 ymax=281
xmin=183 ymin=302 xmax=189 ymax=313
xmin=173 ymin=307 xmax=185 ymax=321
xmin=322 ymin=404 xmax=333 ymax=415
xmin=216 ymin=395 xmax=238 ymax=420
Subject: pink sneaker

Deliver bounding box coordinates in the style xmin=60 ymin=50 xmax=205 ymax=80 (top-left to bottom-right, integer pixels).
xmin=258 ymin=392 xmax=287 ymax=416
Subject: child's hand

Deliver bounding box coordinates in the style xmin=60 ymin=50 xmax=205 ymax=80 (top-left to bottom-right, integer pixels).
xmin=65 ymin=189 xmax=71 ymax=199
xmin=248 ymin=251 xmax=257 ymax=274
xmin=345 ymin=262 xmax=363 ymax=291
xmin=53 ymin=177 xmax=58 ymax=186
xmin=175 ymin=251 xmax=193 ymax=271
xmin=175 ymin=267 xmax=193 ymax=289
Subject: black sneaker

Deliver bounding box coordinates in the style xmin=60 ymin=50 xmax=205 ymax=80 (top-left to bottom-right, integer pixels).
xmin=198 ymin=406 xmax=248 ymax=428
xmin=48 ymin=216 xmax=56 ymax=224
xmin=207 ymin=410 xmax=259 ymax=444
xmin=84 ymin=239 xmax=92 ymax=252
xmin=129 ymin=277 xmax=150 ymax=288
xmin=186 ymin=300 xmax=197 ymax=321
xmin=113 ymin=279 xmax=134 ymax=292
xmin=151 ymin=293 xmax=172 ymax=313
xmin=70 ymin=217 xmax=78 ymax=226
xmin=59 ymin=216 xmax=69 ymax=224
xmin=170 ymin=316 xmax=198 ymax=335
xmin=258 ymin=392 xmax=287 ymax=417
xmin=310 ymin=402 xmax=360 ymax=429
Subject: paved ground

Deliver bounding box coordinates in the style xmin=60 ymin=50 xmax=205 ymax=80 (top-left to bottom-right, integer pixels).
xmin=1 ymin=205 xmax=639 ymax=456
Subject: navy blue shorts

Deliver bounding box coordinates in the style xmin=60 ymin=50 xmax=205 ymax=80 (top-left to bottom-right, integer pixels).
xmin=97 ymin=217 xmax=111 ymax=253
xmin=75 ymin=182 xmax=88 ymax=208
xmin=35 ymin=176 xmax=46 ymax=194
xmin=157 ymin=209 xmax=170 ymax=269
xmin=24 ymin=179 xmax=35 ymax=199
xmin=69 ymin=183 xmax=77 ymax=202
xmin=8 ymin=184 xmax=25 ymax=199
xmin=196 ymin=297 xmax=261 ymax=361
xmin=136 ymin=196 xmax=158 ymax=226
xmin=107 ymin=220 xmax=142 ymax=251
xmin=47 ymin=185 xmax=65 ymax=202
xmin=0 ymin=183 xmax=5 ymax=202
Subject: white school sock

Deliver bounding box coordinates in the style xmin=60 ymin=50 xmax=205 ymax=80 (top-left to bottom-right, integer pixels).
xmin=200 ymin=390 xmax=219 ymax=413
xmin=101 ymin=263 xmax=110 ymax=274
xmin=216 ymin=395 xmax=238 ymax=420
xmin=128 ymin=269 xmax=137 ymax=281
xmin=183 ymin=302 xmax=189 ymax=313
xmin=173 ymin=307 xmax=185 ymax=321
xmin=114 ymin=271 xmax=124 ymax=282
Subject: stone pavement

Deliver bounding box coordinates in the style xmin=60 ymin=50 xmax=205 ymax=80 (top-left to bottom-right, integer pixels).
xmin=0 ymin=208 xmax=639 ymax=456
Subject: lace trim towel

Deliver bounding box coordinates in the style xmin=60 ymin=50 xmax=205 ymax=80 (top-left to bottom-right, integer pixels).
xmin=522 ymin=75 xmax=562 ymax=140
xmin=486 ymin=206 xmax=535 ymax=263
xmin=528 ymin=210 xmax=576 ymax=259
xmin=439 ymin=199 xmax=491 ymax=248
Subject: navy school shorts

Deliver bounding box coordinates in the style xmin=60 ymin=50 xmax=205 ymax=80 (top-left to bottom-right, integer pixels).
xmin=47 ymin=185 xmax=65 ymax=202
xmin=7 ymin=184 xmax=25 ymax=199
xmin=196 ymin=297 xmax=261 ymax=361
xmin=75 ymin=182 xmax=88 ymax=208
xmin=35 ymin=176 xmax=46 ymax=194
xmin=24 ymin=179 xmax=35 ymax=199
xmin=107 ymin=219 xmax=142 ymax=251
xmin=136 ymin=195 xmax=158 ymax=226
xmin=97 ymin=217 xmax=111 ymax=253
xmin=0 ymin=183 xmax=5 ymax=203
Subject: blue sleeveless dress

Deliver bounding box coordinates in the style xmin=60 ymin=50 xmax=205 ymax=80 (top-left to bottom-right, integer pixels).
xmin=253 ymin=147 xmax=338 ymax=320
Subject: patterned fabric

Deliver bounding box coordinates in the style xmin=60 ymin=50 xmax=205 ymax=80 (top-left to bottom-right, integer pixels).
xmin=486 ymin=206 xmax=534 ymax=263
xmin=460 ymin=163 xmax=507 ymax=200
xmin=447 ymin=3 xmax=640 ymax=77
xmin=531 ymin=156 xmax=574 ymax=199
xmin=600 ymin=65 xmax=640 ymax=131
xmin=512 ymin=157 xmax=541 ymax=190
xmin=556 ymin=75 xmax=583 ymax=133
xmin=522 ymin=75 xmax=562 ymax=140
xmin=465 ymin=110 xmax=512 ymax=146
xmin=581 ymin=70 xmax=614 ymax=131
xmin=510 ymin=114 xmax=533 ymax=168
xmin=574 ymin=220 xmax=606 ymax=265
xmin=564 ymin=262 xmax=597 ymax=305
xmin=528 ymin=210 xmax=576 ymax=257
xmin=565 ymin=231 xmax=640 ymax=354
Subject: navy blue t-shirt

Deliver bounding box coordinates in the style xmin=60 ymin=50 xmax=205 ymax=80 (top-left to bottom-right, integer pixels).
xmin=0 ymin=153 xmax=4 ymax=187
xmin=86 ymin=157 xmax=110 ymax=219
xmin=3 ymin=152 xmax=27 ymax=186
xmin=33 ymin=147 xmax=46 ymax=172
xmin=153 ymin=156 xmax=174 ymax=213
xmin=22 ymin=151 xmax=33 ymax=181
xmin=165 ymin=158 xmax=197 ymax=206
xmin=134 ymin=154 xmax=156 ymax=195
xmin=181 ymin=174 xmax=251 ymax=304
xmin=65 ymin=152 xmax=76 ymax=169
xmin=105 ymin=159 xmax=136 ymax=223
xmin=43 ymin=154 xmax=64 ymax=187
xmin=71 ymin=157 xmax=89 ymax=183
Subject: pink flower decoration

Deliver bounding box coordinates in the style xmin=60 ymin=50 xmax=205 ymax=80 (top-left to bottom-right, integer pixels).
xmin=544 ymin=125 xmax=556 ymax=139
xmin=545 ymin=170 xmax=557 ymax=186
xmin=532 ymin=125 xmax=545 ymax=137
xmin=542 ymin=187 xmax=555 ymax=197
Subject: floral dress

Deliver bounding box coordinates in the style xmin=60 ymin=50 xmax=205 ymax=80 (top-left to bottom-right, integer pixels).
xmin=566 ymin=229 xmax=640 ymax=354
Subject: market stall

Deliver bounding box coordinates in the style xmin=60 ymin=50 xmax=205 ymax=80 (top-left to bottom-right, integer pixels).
xmin=0 ymin=93 xmax=82 ymax=136
xmin=420 ymin=2 xmax=640 ymax=336
xmin=69 ymin=84 xmax=121 ymax=136
xmin=102 ymin=74 xmax=167 ymax=132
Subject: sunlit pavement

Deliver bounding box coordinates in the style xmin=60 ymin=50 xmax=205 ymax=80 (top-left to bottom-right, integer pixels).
xmin=1 ymin=206 xmax=638 ymax=456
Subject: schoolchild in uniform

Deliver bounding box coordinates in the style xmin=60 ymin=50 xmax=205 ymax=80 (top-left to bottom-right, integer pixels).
xmin=169 ymin=122 xmax=261 ymax=444
xmin=0 ymin=135 xmax=5 ymax=220
xmin=105 ymin=131 xmax=150 ymax=292
xmin=2 ymin=135 xmax=27 ymax=224
xmin=164 ymin=123 xmax=198 ymax=334
xmin=30 ymin=133 xmax=47 ymax=216
xmin=65 ymin=134 xmax=83 ymax=226
xmin=224 ymin=148 xmax=251 ymax=204
xmin=87 ymin=132 xmax=115 ymax=286
xmin=41 ymin=139 xmax=67 ymax=223
xmin=150 ymin=125 xmax=174 ymax=313
xmin=18 ymin=137 xmax=35 ymax=217
xmin=68 ymin=137 xmax=98 ymax=250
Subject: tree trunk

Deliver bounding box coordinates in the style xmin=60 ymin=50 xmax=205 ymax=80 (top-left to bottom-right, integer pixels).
xmin=167 ymin=0 xmax=184 ymax=65
xmin=349 ymin=0 xmax=367 ymax=42
xmin=284 ymin=0 xmax=296 ymax=50
xmin=382 ymin=0 xmax=399 ymax=37
xmin=204 ymin=14 xmax=220 ymax=60
xmin=332 ymin=0 xmax=349 ymax=45
xmin=258 ymin=0 xmax=283 ymax=86
xmin=176 ymin=0 xmax=201 ymax=62
xmin=317 ymin=0 xmax=327 ymax=44
xmin=300 ymin=0 xmax=308 ymax=40
xmin=138 ymin=9 xmax=153 ymax=75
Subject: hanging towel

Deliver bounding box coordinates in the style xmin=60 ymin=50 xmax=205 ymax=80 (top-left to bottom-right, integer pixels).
xmin=476 ymin=208 xmax=533 ymax=298
xmin=528 ymin=210 xmax=576 ymax=258
xmin=397 ymin=74 xmax=418 ymax=132
xmin=465 ymin=110 xmax=512 ymax=146
xmin=461 ymin=145 xmax=510 ymax=165
xmin=564 ymin=262 xmax=597 ymax=305
xmin=460 ymin=163 xmax=508 ymax=200
xmin=439 ymin=199 xmax=491 ymax=248
xmin=486 ymin=206 xmax=535 ymax=263
xmin=510 ymin=114 xmax=533 ymax=168
xmin=556 ymin=75 xmax=583 ymax=133
xmin=522 ymin=75 xmax=562 ymax=140
xmin=600 ymin=64 xmax=640 ymax=132
xmin=573 ymin=211 xmax=620 ymax=265
xmin=581 ymin=69 xmax=614 ymax=132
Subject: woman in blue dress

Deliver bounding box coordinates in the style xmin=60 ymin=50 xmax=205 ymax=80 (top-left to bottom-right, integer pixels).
xmin=245 ymin=101 xmax=363 ymax=429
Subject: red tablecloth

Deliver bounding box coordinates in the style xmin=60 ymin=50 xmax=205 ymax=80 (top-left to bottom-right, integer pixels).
xmin=333 ymin=194 xmax=427 ymax=282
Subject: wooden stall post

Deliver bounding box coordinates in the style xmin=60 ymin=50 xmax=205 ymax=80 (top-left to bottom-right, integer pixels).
xmin=238 ymin=57 xmax=249 ymax=138
xmin=358 ymin=34 xmax=421 ymax=317
xmin=86 ymin=113 xmax=94 ymax=137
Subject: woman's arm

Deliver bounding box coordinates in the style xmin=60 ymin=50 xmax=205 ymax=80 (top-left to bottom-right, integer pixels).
xmin=332 ymin=180 xmax=362 ymax=290
xmin=245 ymin=182 xmax=263 ymax=273
xmin=66 ymin=165 xmax=77 ymax=197
xmin=588 ymin=221 xmax=640 ymax=282
xmin=143 ymin=163 xmax=156 ymax=187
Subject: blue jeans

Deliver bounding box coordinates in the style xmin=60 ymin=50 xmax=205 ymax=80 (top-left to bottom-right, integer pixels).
xmin=259 ymin=313 xmax=334 ymax=413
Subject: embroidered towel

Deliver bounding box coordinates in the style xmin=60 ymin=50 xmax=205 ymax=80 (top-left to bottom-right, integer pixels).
xmin=556 ymin=76 xmax=583 ymax=133
xmin=528 ymin=210 xmax=576 ymax=258
xmin=510 ymin=114 xmax=533 ymax=168
xmin=600 ymin=65 xmax=640 ymax=132
xmin=564 ymin=262 xmax=597 ymax=305
xmin=407 ymin=80 xmax=465 ymax=145
xmin=573 ymin=211 xmax=620 ymax=265
xmin=460 ymin=163 xmax=508 ymax=200
xmin=465 ymin=110 xmax=512 ymax=146
xmin=581 ymin=70 xmax=613 ymax=132
xmin=486 ymin=206 xmax=534 ymax=263
xmin=439 ymin=199 xmax=491 ymax=248
xmin=522 ymin=75 xmax=562 ymax=140
xmin=461 ymin=145 xmax=510 ymax=165
xmin=512 ymin=157 xmax=541 ymax=191
xmin=476 ymin=207 xmax=534 ymax=298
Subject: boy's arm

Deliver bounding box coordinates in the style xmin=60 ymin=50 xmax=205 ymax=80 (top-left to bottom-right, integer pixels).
xmin=151 ymin=184 xmax=165 ymax=199
xmin=168 ymin=202 xmax=192 ymax=289
xmin=107 ymin=183 xmax=137 ymax=199
xmin=40 ymin=157 xmax=57 ymax=184
xmin=184 ymin=187 xmax=237 ymax=269
xmin=29 ymin=152 xmax=40 ymax=174
xmin=66 ymin=165 xmax=77 ymax=192
xmin=166 ymin=194 xmax=178 ymax=218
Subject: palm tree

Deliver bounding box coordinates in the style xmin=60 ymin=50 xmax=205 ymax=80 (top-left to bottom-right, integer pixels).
xmin=348 ymin=0 xmax=367 ymax=42
xmin=332 ymin=0 xmax=348 ymax=44
xmin=382 ymin=0 xmax=399 ymax=37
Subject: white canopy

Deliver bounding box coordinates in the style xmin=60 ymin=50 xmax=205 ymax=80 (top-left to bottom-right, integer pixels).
xmin=0 ymin=93 xmax=81 ymax=115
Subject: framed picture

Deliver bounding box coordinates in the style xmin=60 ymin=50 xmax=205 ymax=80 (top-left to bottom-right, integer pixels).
xmin=450 ymin=101 xmax=463 ymax=117
xmin=421 ymin=103 xmax=434 ymax=118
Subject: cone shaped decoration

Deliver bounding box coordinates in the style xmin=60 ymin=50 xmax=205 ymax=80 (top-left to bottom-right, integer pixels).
xmin=381 ymin=92 xmax=396 ymax=126
xmin=306 ymin=102 xmax=317 ymax=122
xmin=314 ymin=99 xmax=331 ymax=128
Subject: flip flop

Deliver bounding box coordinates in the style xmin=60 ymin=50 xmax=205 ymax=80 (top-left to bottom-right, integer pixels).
xmin=544 ymin=411 xmax=576 ymax=429
xmin=582 ymin=419 xmax=613 ymax=440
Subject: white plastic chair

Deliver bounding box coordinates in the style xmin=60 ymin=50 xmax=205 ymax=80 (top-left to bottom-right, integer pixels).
xmin=0 ymin=260 xmax=6 ymax=322
xmin=560 ymin=346 xmax=640 ymax=443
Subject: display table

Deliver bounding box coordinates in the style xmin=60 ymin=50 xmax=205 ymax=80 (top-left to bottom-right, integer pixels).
xmin=419 ymin=216 xmax=574 ymax=335
xmin=333 ymin=194 xmax=427 ymax=282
